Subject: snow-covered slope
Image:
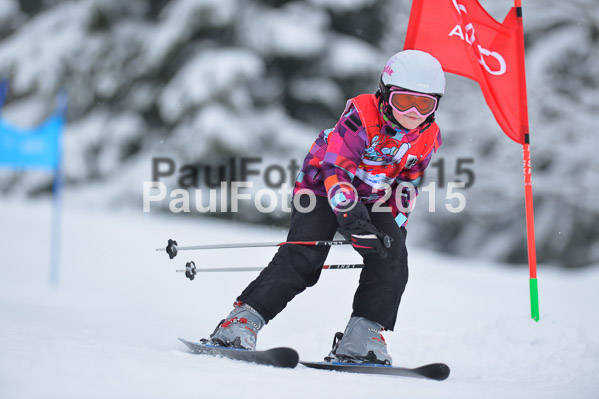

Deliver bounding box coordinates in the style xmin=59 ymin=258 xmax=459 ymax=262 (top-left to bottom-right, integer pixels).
xmin=0 ymin=200 xmax=598 ymax=398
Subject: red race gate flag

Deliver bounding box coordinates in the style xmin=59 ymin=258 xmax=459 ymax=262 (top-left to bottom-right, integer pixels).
xmin=405 ymin=0 xmax=540 ymax=322
xmin=405 ymin=0 xmax=529 ymax=144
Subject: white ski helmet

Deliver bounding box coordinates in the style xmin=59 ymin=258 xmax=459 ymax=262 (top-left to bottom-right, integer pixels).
xmin=378 ymin=50 xmax=445 ymax=123
xmin=377 ymin=50 xmax=446 ymax=127
xmin=381 ymin=50 xmax=446 ymax=96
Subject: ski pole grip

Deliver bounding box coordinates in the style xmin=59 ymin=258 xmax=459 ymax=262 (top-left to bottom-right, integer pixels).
xmin=185 ymin=261 xmax=197 ymax=281
xmin=166 ymin=239 xmax=178 ymax=259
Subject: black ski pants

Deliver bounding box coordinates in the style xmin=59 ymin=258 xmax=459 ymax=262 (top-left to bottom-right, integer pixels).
xmin=238 ymin=194 xmax=409 ymax=330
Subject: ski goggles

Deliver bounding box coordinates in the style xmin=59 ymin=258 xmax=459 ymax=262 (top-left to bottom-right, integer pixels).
xmin=389 ymin=90 xmax=438 ymax=118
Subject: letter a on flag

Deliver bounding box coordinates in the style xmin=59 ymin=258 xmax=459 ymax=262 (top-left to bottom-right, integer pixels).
xmin=405 ymin=0 xmax=529 ymax=144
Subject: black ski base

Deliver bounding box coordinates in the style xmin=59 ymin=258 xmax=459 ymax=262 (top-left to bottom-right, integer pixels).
xmin=178 ymin=338 xmax=299 ymax=368
xmin=300 ymin=360 xmax=450 ymax=381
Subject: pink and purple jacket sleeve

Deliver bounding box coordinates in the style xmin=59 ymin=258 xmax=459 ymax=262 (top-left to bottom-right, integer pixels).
xmin=295 ymin=107 xmax=369 ymax=212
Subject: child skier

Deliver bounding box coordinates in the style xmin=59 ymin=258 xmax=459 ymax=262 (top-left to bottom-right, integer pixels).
xmin=207 ymin=50 xmax=446 ymax=365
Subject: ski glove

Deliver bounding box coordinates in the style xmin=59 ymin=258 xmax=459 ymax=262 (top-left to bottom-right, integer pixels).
xmin=336 ymin=202 xmax=392 ymax=259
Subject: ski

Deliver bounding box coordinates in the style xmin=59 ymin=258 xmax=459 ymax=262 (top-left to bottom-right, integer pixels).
xmin=299 ymin=360 xmax=450 ymax=381
xmin=179 ymin=338 xmax=448 ymax=379
xmin=178 ymin=338 xmax=299 ymax=368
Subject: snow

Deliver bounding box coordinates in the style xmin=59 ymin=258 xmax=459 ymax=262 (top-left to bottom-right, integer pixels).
xmin=324 ymin=36 xmax=384 ymax=79
xmin=239 ymin=3 xmax=329 ymax=58
xmin=0 ymin=1 xmax=599 ymax=392
xmin=1 ymin=199 xmax=598 ymax=398
xmin=308 ymin=0 xmax=377 ymax=13
xmin=288 ymin=77 xmax=344 ymax=107
xmin=159 ymin=48 xmax=265 ymax=123
xmin=0 ymin=0 xmax=20 ymax=27
xmin=62 ymin=110 xmax=146 ymax=180
xmin=153 ymin=0 xmax=237 ymax=55
xmin=0 ymin=2 xmax=90 ymax=95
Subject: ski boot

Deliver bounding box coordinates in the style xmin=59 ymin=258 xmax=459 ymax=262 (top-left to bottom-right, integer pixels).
xmin=207 ymin=300 xmax=266 ymax=350
xmin=325 ymin=316 xmax=392 ymax=365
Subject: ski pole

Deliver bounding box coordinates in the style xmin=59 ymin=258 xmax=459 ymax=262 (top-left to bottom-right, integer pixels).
xmin=158 ymin=238 xmax=352 ymax=259
xmin=158 ymin=236 xmax=393 ymax=259
xmin=177 ymin=261 xmax=364 ymax=281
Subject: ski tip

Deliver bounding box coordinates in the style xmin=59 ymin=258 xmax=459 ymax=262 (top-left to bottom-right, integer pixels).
xmin=266 ymin=347 xmax=300 ymax=368
xmin=414 ymin=363 xmax=450 ymax=381
xmin=178 ymin=337 xmax=198 ymax=351
xmin=300 ymin=360 xmax=450 ymax=381
xmin=178 ymin=338 xmax=299 ymax=368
